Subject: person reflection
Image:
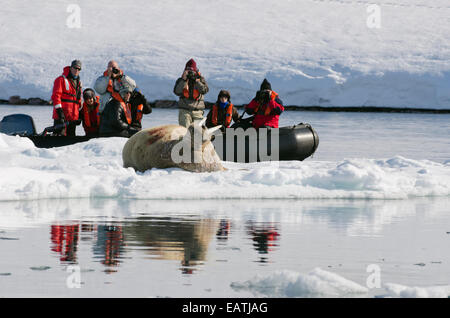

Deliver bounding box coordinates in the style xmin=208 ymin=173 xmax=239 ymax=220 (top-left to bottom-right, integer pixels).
xmin=50 ymin=224 xmax=80 ymax=263
xmin=93 ymin=225 xmax=125 ymax=270
xmin=246 ymin=221 xmax=280 ymax=263
xmin=216 ymin=219 xmax=231 ymax=241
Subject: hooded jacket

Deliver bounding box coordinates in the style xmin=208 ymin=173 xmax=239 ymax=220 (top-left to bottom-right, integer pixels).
xmin=51 ymin=66 xmax=82 ymax=122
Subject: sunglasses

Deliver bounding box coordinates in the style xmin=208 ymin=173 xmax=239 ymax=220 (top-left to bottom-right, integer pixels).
xmin=72 ymin=67 xmax=81 ymax=71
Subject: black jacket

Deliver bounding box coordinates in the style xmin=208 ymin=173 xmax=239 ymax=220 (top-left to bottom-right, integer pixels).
xmin=130 ymin=99 xmax=152 ymax=130
xmin=99 ymin=99 xmax=135 ymax=137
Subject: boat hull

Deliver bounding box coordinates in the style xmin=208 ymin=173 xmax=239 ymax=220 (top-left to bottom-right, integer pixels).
xmin=212 ymin=123 xmax=319 ymax=162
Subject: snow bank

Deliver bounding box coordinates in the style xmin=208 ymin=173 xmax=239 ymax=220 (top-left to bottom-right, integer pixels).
xmin=231 ymin=268 xmax=368 ymax=297
xmin=231 ymin=268 xmax=450 ymax=298
xmin=0 ymin=0 xmax=449 ymax=108
xmin=0 ymin=133 xmax=449 ymax=201
xmin=383 ymin=283 xmax=450 ymax=298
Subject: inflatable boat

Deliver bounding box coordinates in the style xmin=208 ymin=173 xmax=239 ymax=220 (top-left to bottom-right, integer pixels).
xmin=0 ymin=114 xmax=93 ymax=148
xmin=212 ymin=123 xmax=319 ymax=162
xmin=1 ymin=113 xmax=319 ymax=162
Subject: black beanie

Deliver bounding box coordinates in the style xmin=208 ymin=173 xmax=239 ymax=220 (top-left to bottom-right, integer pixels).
xmin=260 ymin=78 xmax=272 ymax=91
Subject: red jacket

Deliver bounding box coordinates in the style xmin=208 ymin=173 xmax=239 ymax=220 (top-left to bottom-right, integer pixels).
xmin=51 ymin=66 xmax=82 ymax=122
xmin=245 ymin=91 xmax=284 ymax=128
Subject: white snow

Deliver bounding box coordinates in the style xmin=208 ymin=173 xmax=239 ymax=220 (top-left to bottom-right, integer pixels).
xmin=231 ymin=268 xmax=450 ymax=298
xmin=1 ymin=0 xmax=450 ymax=108
xmin=383 ymin=283 xmax=450 ymax=298
xmin=230 ymin=268 xmax=369 ymax=297
xmin=1 ymin=132 xmax=449 ymax=201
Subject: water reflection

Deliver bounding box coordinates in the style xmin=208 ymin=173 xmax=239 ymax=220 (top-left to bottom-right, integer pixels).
xmin=1 ymin=197 xmax=449 ymax=279
xmin=50 ymin=224 xmax=80 ymax=263
xmin=46 ymin=216 xmax=282 ymax=273
xmin=216 ymin=219 xmax=231 ymax=241
xmin=47 ymin=217 xmax=221 ymax=274
xmin=246 ymin=221 xmax=280 ymax=263
xmin=123 ymin=217 xmax=218 ymax=274
xmin=94 ymin=225 xmax=125 ymax=270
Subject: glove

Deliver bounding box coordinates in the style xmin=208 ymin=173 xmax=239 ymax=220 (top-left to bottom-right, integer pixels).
xmin=55 ymin=108 xmax=65 ymax=125
xmin=255 ymin=91 xmax=263 ymax=102
xmin=128 ymin=126 xmax=140 ymax=136
xmin=246 ymin=108 xmax=254 ymax=115
xmin=255 ymin=90 xmax=270 ymax=104
xmin=270 ymin=107 xmax=282 ymax=115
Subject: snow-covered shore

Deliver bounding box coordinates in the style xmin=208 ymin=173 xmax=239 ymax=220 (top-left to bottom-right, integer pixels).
xmin=1 ymin=0 xmax=449 ymax=108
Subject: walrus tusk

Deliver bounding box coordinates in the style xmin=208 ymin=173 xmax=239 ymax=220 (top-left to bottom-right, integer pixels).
xmin=205 ymin=125 xmax=222 ymax=138
xmin=197 ymin=117 xmax=207 ymax=127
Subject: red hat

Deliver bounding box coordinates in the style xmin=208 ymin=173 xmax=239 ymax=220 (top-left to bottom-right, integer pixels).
xmin=185 ymin=59 xmax=198 ymax=72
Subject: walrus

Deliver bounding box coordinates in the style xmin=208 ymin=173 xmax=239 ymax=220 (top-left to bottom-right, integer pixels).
xmin=122 ymin=118 xmax=225 ymax=172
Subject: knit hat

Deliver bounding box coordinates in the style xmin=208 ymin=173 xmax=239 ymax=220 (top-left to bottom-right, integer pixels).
xmin=185 ymin=58 xmax=198 ymax=72
xmin=119 ymin=76 xmax=136 ymax=98
xmin=71 ymin=60 xmax=82 ymax=69
xmin=218 ymin=90 xmax=231 ymax=101
xmin=119 ymin=84 xmax=134 ymax=98
xmin=83 ymin=88 xmax=95 ymax=100
xmin=260 ymin=78 xmax=272 ymax=91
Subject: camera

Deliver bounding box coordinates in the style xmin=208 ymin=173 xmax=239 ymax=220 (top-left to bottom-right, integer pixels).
xmin=256 ymin=90 xmax=270 ymax=104
xmin=112 ymin=67 xmax=120 ymax=75
xmin=187 ymin=70 xmax=197 ymax=80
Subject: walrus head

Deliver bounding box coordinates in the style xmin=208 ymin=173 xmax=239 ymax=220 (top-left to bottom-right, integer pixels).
xmin=175 ymin=118 xmax=225 ymax=172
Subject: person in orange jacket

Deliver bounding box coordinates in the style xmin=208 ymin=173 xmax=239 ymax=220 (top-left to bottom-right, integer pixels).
xmin=205 ymin=90 xmax=239 ymax=130
xmin=80 ymin=88 xmax=100 ymax=137
xmin=244 ymin=79 xmax=284 ymax=129
xmin=51 ymin=60 xmax=83 ymax=136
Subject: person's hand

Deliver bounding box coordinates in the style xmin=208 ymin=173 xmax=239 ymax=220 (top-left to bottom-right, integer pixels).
xmin=106 ymin=66 xmax=113 ymax=78
xmin=56 ymin=108 xmax=66 ymax=123
xmin=270 ymin=107 xmax=282 ymax=115
xmin=128 ymin=126 xmax=139 ymax=136
xmin=182 ymin=70 xmax=188 ymax=81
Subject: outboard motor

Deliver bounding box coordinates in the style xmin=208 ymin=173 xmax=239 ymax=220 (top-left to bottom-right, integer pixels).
xmin=0 ymin=114 xmax=37 ymax=136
